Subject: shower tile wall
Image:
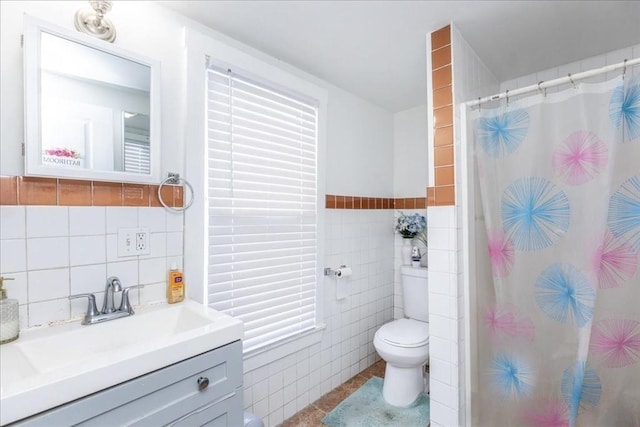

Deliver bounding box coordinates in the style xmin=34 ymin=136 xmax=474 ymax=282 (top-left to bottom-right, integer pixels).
xmin=425 ymin=23 xmax=500 ymax=427
xmin=0 ymin=205 xmax=183 ymax=328
xmin=428 ymin=25 xmax=456 ymax=207
xmin=499 ymin=44 xmax=640 ymax=96
xmin=426 ymin=205 xmax=461 ymax=427
xmin=242 ymin=208 xmax=394 ymax=426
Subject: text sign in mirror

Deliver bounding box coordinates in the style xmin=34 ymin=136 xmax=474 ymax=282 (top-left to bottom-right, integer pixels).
xmin=24 ymin=16 xmax=160 ymax=183
xmin=40 ymin=32 xmax=150 ymax=174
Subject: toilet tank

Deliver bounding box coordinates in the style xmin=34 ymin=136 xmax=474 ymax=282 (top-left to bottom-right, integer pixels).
xmin=401 ymin=266 xmax=429 ymax=322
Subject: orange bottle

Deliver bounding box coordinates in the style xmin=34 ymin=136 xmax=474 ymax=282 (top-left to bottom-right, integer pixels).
xmin=167 ymin=263 xmax=185 ymax=303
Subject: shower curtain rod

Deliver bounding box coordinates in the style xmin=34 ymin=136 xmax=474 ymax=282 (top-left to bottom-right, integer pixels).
xmin=467 ymin=57 xmax=640 ymax=107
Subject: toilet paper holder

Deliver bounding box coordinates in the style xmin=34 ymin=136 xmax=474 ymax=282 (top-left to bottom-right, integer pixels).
xmin=324 ymin=265 xmax=346 ymax=277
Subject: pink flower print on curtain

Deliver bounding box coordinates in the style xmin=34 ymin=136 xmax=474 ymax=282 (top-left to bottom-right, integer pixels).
xmin=484 ymin=304 xmax=535 ymax=342
xmin=592 ymin=232 xmax=638 ymax=289
xmin=552 ymin=131 xmax=608 ymax=186
xmin=487 ymin=228 xmax=515 ymax=277
xmin=590 ymin=319 xmax=640 ymax=368
xmin=523 ymin=398 xmax=570 ymax=427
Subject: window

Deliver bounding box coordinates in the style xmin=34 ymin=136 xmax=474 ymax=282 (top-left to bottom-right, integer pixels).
xmin=123 ymin=131 xmax=151 ymax=175
xmin=206 ymin=64 xmax=319 ymax=353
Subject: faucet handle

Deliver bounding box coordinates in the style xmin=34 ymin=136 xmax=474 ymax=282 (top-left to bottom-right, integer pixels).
xmin=106 ymin=276 xmax=122 ymax=292
xmin=69 ymin=293 xmax=100 ymax=325
xmin=119 ymin=285 xmax=144 ymax=315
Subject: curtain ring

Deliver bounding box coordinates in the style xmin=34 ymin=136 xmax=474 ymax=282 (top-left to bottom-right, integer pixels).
xmin=622 ymin=58 xmax=627 ymax=80
xmin=568 ymin=73 xmax=577 ymax=89
xmin=538 ymin=80 xmax=546 ymax=97
xmin=477 ymin=97 xmax=481 ymax=112
xmin=505 ymin=89 xmax=509 ymax=106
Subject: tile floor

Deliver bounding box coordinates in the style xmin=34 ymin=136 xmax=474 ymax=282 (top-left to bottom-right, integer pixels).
xmin=280 ymin=360 xmax=387 ymax=426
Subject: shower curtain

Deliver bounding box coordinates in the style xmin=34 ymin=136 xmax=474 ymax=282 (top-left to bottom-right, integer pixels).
xmin=470 ymin=75 xmax=640 ymax=427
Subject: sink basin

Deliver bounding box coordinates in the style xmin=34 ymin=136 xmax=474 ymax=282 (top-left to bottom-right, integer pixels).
xmin=0 ymin=300 xmax=243 ymax=425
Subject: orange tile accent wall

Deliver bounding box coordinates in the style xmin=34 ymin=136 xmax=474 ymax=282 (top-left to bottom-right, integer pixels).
xmin=428 ymin=24 xmax=455 ymax=207
xmin=0 ymin=176 xmax=18 ymax=205
xmin=431 ymin=25 xmax=451 ymax=50
xmin=325 ymin=194 xmax=426 ymax=210
xmin=0 ymin=176 xmax=184 ymax=207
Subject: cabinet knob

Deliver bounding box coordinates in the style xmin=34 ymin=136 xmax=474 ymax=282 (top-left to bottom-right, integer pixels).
xmin=197 ymin=376 xmax=209 ymax=391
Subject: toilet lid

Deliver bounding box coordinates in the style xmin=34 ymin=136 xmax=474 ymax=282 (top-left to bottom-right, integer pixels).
xmin=377 ymin=319 xmax=429 ymax=348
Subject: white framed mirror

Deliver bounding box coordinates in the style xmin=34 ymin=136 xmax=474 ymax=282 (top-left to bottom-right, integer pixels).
xmin=23 ymin=16 xmax=161 ymax=183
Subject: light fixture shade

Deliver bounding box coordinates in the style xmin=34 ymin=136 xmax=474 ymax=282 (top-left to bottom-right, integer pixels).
xmin=74 ymin=0 xmax=116 ymax=43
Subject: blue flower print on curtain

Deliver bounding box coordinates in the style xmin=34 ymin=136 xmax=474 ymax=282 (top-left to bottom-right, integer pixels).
xmin=488 ymin=353 xmax=535 ymax=400
xmin=477 ymin=109 xmax=530 ymax=157
xmin=561 ymin=361 xmax=602 ymax=422
xmin=609 ymin=78 xmax=640 ymax=142
xmin=535 ymin=263 xmax=595 ymax=327
xmin=607 ymin=175 xmax=640 ymax=252
xmin=502 ymin=177 xmax=570 ymax=251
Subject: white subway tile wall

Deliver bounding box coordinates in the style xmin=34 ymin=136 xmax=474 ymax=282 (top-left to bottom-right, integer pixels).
xmin=242 ymin=208 xmax=394 ymax=426
xmin=500 ymin=45 xmax=640 ymax=97
xmin=0 ymin=206 xmax=183 ymax=328
xmin=444 ymin=24 xmax=502 ymax=427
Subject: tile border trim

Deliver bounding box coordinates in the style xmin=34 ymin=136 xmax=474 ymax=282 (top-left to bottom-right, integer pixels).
xmin=0 ymin=176 xmax=184 ymax=207
xmin=325 ymin=194 xmax=426 ymax=210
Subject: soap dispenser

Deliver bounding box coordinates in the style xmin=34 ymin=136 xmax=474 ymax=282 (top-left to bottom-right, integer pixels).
xmin=0 ymin=276 xmax=19 ymax=344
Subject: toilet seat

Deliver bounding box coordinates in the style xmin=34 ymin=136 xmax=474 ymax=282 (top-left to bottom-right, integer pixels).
xmin=376 ymin=318 xmax=429 ymax=348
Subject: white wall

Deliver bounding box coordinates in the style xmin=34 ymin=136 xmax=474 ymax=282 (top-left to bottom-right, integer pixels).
xmin=391 ymin=105 xmax=429 ymax=319
xmin=393 ymin=104 xmax=428 ymax=197
xmin=327 ymin=88 xmax=395 ymax=196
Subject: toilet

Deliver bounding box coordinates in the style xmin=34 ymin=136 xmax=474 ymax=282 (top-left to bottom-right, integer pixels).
xmin=373 ymin=266 xmax=429 ymax=407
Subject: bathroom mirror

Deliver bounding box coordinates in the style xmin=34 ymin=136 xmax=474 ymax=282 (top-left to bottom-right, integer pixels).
xmin=23 ymin=16 xmax=161 ymax=183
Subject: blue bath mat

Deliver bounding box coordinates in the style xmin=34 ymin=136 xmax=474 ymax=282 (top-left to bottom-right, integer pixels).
xmin=322 ymin=376 xmax=430 ymax=427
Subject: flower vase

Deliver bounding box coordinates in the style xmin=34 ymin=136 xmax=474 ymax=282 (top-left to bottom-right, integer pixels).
xmin=401 ymin=238 xmax=413 ymax=266
xmin=420 ymin=251 xmax=428 ymax=268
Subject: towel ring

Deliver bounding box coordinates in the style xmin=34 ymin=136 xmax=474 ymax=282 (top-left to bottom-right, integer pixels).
xmin=157 ymin=173 xmax=194 ymax=212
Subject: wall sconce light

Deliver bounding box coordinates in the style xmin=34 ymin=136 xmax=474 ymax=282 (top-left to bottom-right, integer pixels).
xmin=74 ymin=0 xmax=116 ymax=43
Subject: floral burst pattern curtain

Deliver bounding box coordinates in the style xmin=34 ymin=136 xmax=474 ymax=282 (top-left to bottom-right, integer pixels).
xmin=471 ymin=75 xmax=640 ymax=427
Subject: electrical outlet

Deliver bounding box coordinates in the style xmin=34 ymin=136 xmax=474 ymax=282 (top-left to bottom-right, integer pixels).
xmin=136 ymin=232 xmax=147 ymax=251
xmin=118 ymin=228 xmax=150 ymax=256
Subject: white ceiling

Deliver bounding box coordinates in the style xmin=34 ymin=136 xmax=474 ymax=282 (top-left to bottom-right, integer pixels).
xmin=159 ymin=1 xmax=640 ymax=112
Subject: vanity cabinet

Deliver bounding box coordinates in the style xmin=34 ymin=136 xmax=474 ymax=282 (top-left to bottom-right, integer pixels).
xmin=10 ymin=340 xmax=243 ymax=426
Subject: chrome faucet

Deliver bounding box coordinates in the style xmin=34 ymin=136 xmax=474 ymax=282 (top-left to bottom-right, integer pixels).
xmin=69 ymin=277 xmax=142 ymax=325
xmin=102 ymin=276 xmax=122 ymax=314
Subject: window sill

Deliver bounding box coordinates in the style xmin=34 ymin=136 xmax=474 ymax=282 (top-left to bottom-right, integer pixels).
xmin=242 ymin=323 xmax=326 ymax=373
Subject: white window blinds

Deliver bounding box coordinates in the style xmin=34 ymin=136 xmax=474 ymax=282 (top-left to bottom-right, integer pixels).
xmin=206 ymin=65 xmax=318 ymax=353
xmin=123 ymin=132 xmax=151 ymax=175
